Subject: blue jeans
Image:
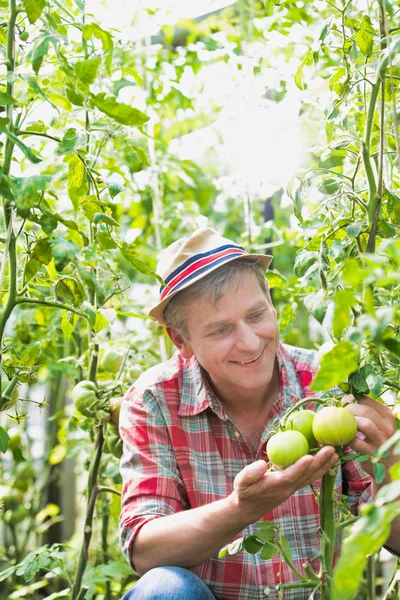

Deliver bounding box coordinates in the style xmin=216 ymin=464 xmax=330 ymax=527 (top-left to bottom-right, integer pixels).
xmin=122 ymin=566 xmax=216 ymax=600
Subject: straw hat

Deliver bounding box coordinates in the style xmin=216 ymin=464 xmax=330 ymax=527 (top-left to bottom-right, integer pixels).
xmin=149 ymin=227 xmax=272 ymax=324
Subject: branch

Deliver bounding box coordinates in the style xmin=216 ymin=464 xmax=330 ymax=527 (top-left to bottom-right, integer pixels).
xmin=14 ymin=296 xmax=88 ymax=320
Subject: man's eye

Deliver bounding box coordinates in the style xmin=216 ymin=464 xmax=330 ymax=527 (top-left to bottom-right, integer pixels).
xmin=215 ymin=327 xmax=227 ymax=335
xmin=250 ymin=311 xmax=265 ymax=320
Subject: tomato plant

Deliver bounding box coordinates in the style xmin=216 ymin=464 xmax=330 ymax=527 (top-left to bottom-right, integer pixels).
xmin=266 ymin=430 xmax=309 ymax=469
xmin=312 ymin=407 xmax=358 ymax=447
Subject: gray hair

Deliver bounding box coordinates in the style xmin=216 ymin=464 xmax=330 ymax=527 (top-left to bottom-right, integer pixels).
xmin=163 ymin=257 xmax=268 ymax=339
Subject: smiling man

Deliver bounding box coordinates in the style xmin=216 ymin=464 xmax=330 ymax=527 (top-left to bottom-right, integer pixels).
xmin=119 ymin=227 xmax=399 ymax=600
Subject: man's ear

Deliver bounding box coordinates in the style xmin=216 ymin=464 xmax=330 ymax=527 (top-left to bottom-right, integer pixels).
xmin=166 ymin=326 xmax=194 ymax=359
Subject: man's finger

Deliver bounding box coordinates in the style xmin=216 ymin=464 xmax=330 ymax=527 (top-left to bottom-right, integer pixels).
xmin=235 ymin=460 xmax=268 ymax=490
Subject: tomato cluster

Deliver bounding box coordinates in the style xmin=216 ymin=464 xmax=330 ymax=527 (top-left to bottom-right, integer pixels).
xmin=266 ymin=405 xmax=358 ymax=469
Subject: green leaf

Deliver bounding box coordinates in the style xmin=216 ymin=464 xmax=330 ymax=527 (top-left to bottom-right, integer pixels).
xmin=55 ymin=276 xmax=86 ymax=307
xmin=56 ymin=128 xmax=80 ymax=155
xmin=260 ymin=541 xmax=278 ymax=560
xmin=332 ymin=504 xmax=399 ymax=600
xmin=375 ymin=480 xmax=400 ymax=506
xmin=74 ymin=58 xmax=101 ymax=85
xmin=61 ymin=311 xmax=76 ymax=340
xmin=64 ymin=154 xmax=88 ymax=209
xmin=31 ymin=38 xmax=50 ymax=74
xmin=266 ymin=270 xmax=288 ymax=289
xmin=0 ymin=92 xmax=16 ymax=105
xmin=23 ymin=0 xmax=45 ymax=24
xmin=0 ymin=426 xmax=10 ymax=453
xmin=21 ymin=341 xmax=41 ymax=367
xmin=105 ymin=179 xmax=124 ymax=198
xmin=52 ymin=238 xmax=80 ymax=272
xmin=49 ymin=444 xmax=67 ymax=465
xmin=345 ymin=221 xmax=364 ymax=237
xmin=1 ymin=127 xmax=42 ymax=163
xmin=373 ymin=462 xmax=386 ymax=484
xmin=12 ymin=175 xmax=51 ymax=210
xmin=383 ymin=338 xmax=400 ymax=357
xmin=333 ymin=288 xmax=354 ymax=338
xmin=93 ymin=212 xmax=119 ymax=227
xmin=90 ymin=93 xmax=149 ymax=127
xmin=24 ymin=237 xmax=53 ymax=283
xmin=311 ymin=341 xmax=359 ymax=391
xmin=355 ymin=29 xmax=373 ymax=56
xmin=384 ymin=188 xmax=400 ymax=225
xmin=81 ymin=196 xmax=104 ymax=221
xmin=96 ymin=230 xmax=117 ymax=250
xmin=243 ymin=535 xmax=263 ymax=554
xmin=294 ymin=51 xmax=313 ymax=90
xmin=82 ymin=23 xmax=114 ymax=73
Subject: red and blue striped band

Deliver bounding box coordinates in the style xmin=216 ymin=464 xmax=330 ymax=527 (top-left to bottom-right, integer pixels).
xmin=159 ymin=244 xmax=247 ymax=301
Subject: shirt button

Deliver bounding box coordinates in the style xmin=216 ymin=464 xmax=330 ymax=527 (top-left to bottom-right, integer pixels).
xmin=233 ymin=430 xmax=241 ymax=439
xmin=263 ymin=586 xmax=271 ymax=596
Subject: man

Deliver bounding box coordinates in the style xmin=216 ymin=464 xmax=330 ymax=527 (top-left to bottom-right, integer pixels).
xmin=119 ymin=227 xmax=399 ymax=600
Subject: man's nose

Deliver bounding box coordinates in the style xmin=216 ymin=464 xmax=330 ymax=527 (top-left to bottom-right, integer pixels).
xmin=235 ymin=322 xmax=259 ymax=352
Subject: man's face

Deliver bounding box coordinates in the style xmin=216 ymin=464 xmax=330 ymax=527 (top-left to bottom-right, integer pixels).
xmin=177 ymin=271 xmax=280 ymax=402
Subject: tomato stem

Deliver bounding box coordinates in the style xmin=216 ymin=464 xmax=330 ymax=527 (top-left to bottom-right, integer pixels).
xmin=71 ymin=424 xmax=104 ymax=599
xmin=280 ymin=397 xmax=328 ymax=429
xmin=319 ymin=465 xmax=338 ymax=599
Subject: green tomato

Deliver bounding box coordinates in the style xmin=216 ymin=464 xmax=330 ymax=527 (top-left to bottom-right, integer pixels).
xmin=129 ymin=365 xmax=142 ymax=379
xmin=105 ymin=427 xmax=123 ymax=458
xmin=0 ymin=487 xmax=24 ymax=510
xmin=73 ymin=387 xmax=99 ymax=418
xmin=19 ymin=30 xmax=29 ymax=41
xmin=7 ymin=428 xmax=22 ymax=450
xmin=72 ymin=380 xmax=97 ymax=395
xmin=109 ymin=396 xmax=122 ymax=428
xmin=5 ymin=505 xmax=29 ymax=525
xmin=101 ymin=349 xmax=123 ymax=373
xmin=312 ymin=406 xmax=358 ymax=446
xmin=267 ymin=430 xmax=309 ymax=469
xmin=285 ymin=410 xmax=317 ymax=448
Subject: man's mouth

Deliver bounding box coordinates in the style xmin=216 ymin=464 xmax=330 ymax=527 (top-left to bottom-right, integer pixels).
xmin=232 ymin=349 xmax=264 ymax=365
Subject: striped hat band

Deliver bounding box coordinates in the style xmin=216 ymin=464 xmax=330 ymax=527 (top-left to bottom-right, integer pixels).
xmin=159 ymin=244 xmax=247 ymax=301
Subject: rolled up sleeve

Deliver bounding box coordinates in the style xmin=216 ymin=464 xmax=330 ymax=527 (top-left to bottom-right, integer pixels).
xmin=118 ymin=385 xmax=189 ymax=570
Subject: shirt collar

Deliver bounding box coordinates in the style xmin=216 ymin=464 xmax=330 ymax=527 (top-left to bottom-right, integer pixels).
xmin=177 ymin=343 xmax=303 ymax=419
xmin=178 ymin=356 xmax=228 ymax=419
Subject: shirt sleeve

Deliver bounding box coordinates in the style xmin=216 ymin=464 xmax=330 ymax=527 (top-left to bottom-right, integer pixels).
xmin=341 ymin=446 xmax=371 ymax=514
xmin=118 ymin=384 xmax=189 ymax=570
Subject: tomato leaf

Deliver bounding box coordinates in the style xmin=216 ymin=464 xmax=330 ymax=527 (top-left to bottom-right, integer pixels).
xmin=311 ymin=341 xmax=359 ymax=391
xmin=0 ymin=426 xmax=10 ymax=453
xmin=90 ymin=93 xmax=149 ymax=127
xmin=23 ymin=0 xmax=45 ymax=24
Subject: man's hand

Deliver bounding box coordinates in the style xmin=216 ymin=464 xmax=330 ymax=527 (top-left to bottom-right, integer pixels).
xmin=231 ymin=445 xmax=338 ymax=523
xmin=344 ymin=395 xmax=397 ymax=483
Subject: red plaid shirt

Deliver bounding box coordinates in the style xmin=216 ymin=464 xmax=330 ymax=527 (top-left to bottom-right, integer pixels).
xmin=119 ymin=343 xmax=371 ymax=600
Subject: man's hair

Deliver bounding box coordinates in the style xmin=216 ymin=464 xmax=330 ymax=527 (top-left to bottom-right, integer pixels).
xmin=163 ymin=257 xmax=268 ymax=339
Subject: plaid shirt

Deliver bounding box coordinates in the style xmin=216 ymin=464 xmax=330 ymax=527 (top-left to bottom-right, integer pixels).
xmin=119 ymin=343 xmax=371 ymax=600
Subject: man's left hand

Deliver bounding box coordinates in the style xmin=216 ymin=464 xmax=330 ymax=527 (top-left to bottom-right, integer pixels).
xmin=344 ymin=395 xmax=397 ymax=483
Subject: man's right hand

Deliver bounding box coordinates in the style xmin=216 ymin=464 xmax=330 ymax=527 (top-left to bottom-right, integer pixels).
xmin=230 ymin=445 xmax=338 ymax=524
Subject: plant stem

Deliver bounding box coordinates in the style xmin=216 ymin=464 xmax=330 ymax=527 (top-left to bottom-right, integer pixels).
xmin=366 ymin=5 xmax=387 ymax=252
xmin=319 ymin=465 xmax=338 ymax=599
xmin=14 ymin=296 xmax=88 ymax=320
xmin=71 ymin=425 xmax=104 ymax=600
xmin=280 ymin=397 xmax=327 ymax=428
xmin=363 ymin=33 xmax=389 ymax=225
xmin=101 ymin=511 xmax=112 ymax=600
xmin=0 ymin=0 xmax=18 ymax=391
